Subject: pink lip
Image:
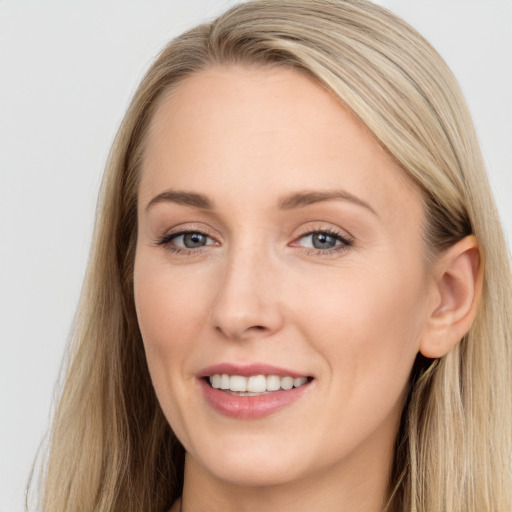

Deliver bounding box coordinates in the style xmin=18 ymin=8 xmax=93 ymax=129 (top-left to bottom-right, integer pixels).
xmin=197 ymin=363 xmax=309 ymax=379
xmin=197 ymin=363 xmax=313 ymax=420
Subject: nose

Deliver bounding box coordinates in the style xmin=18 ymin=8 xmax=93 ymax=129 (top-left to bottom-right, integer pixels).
xmin=209 ymin=248 xmax=284 ymax=341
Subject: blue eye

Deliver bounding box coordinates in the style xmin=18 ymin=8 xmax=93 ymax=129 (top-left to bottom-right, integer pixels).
xmin=302 ymin=232 xmax=339 ymax=249
xmin=296 ymin=230 xmax=353 ymax=253
xmin=156 ymin=230 xmax=215 ymax=252
xmin=173 ymin=232 xmax=210 ymax=248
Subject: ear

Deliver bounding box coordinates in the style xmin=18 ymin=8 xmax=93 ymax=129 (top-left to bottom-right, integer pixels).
xmin=419 ymin=235 xmax=483 ymax=359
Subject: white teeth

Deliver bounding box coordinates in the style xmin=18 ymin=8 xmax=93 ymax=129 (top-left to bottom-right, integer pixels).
xmin=294 ymin=377 xmax=307 ymax=387
xmin=211 ymin=374 xmax=221 ymax=389
xmin=219 ymin=374 xmax=230 ymax=390
xmin=266 ymin=374 xmax=281 ymax=391
xmin=247 ymin=375 xmax=267 ymax=393
xmin=280 ymin=376 xmax=294 ymax=390
xmin=208 ymin=373 xmax=309 ymax=393
xmin=229 ymin=375 xmax=247 ymax=392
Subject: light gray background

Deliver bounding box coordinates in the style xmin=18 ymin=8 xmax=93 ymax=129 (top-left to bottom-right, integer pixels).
xmin=1 ymin=1 xmax=511 ymax=510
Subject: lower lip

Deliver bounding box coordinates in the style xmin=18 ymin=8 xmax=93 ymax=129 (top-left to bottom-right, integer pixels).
xmin=199 ymin=379 xmax=311 ymax=419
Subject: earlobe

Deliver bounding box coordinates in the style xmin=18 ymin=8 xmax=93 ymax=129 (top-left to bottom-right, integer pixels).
xmin=419 ymin=235 xmax=483 ymax=359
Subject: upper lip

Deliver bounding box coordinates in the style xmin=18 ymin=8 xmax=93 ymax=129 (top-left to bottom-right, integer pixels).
xmin=197 ymin=363 xmax=310 ymax=379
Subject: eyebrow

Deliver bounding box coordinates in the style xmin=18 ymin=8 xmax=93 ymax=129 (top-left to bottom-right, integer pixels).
xmin=278 ymin=189 xmax=378 ymax=216
xmin=145 ymin=190 xmax=213 ymax=211
xmin=145 ymin=188 xmax=377 ymax=216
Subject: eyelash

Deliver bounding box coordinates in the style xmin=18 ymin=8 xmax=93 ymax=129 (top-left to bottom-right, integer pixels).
xmin=297 ymin=228 xmax=353 ymax=256
xmin=155 ymin=229 xmax=214 ymax=255
xmin=155 ymin=227 xmax=353 ymax=256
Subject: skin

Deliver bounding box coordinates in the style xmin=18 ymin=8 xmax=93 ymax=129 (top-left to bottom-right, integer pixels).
xmin=133 ymin=66 xmax=476 ymax=511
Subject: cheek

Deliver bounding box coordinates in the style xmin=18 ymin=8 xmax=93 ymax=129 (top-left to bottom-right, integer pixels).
xmin=134 ymin=256 xmax=209 ymax=358
xmin=292 ymin=259 xmax=427 ymax=397
xmin=287 ymin=262 xmax=427 ymax=460
xmin=133 ymin=250 xmax=217 ymax=426
xmin=133 ymin=251 xmax=217 ymax=443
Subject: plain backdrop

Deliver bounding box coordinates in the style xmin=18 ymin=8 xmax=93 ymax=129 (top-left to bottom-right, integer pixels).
xmin=1 ymin=1 xmax=511 ymax=510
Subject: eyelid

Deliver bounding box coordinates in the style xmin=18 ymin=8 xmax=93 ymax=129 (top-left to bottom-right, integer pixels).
xmin=291 ymin=223 xmax=354 ymax=243
xmin=155 ymin=221 xmax=221 ymax=241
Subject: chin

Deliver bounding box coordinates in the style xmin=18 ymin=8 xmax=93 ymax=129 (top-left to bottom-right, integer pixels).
xmin=187 ymin=434 xmax=312 ymax=488
xmin=204 ymin=457 xmax=302 ymax=488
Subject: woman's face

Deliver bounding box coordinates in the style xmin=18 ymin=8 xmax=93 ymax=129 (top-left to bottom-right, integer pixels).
xmin=134 ymin=66 xmax=434 ymax=489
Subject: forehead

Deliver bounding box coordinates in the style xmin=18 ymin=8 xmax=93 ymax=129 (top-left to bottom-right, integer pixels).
xmin=139 ymin=65 xmax=422 ymax=223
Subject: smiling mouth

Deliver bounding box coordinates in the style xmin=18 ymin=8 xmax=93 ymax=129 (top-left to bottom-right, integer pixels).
xmin=206 ymin=374 xmax=313 ymax=396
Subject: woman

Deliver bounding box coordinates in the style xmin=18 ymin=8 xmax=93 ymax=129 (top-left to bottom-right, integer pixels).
xmin=31 ymin=1 xmax=512 ymax=511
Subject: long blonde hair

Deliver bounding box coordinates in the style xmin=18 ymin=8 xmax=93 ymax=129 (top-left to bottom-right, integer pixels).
xmin=31 ymin=1 xmax=512 ymax=510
